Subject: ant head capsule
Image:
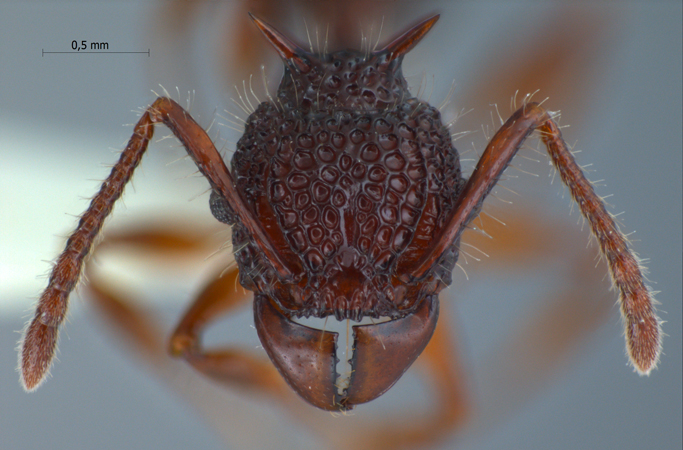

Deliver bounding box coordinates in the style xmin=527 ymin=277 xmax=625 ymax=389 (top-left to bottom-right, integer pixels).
xmin=230 ymin=14 xmax=458 ymax=410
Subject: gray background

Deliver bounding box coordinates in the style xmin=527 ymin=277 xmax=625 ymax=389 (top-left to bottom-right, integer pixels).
xmin=1 ymin=1 xmax=681 ymax=449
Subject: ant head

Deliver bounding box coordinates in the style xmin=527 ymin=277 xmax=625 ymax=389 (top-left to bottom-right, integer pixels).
xmin=250 ymin=13 xmax=439 ymax=113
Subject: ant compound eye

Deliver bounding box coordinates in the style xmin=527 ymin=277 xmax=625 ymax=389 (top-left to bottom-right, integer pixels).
xmin=209 ymin=190 xmax=238 ymax=225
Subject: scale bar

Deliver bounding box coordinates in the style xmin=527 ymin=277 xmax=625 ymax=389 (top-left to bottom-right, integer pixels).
xmin=42 ymin=49 xmax=150 ymax=56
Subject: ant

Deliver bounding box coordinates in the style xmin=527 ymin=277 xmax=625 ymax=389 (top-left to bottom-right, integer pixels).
xmin=20 ymin=10 xmax=661 ymax=427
